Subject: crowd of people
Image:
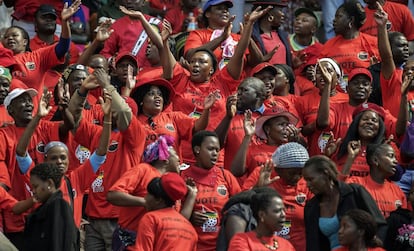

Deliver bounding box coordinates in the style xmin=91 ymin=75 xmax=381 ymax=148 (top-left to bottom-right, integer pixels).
xmin=0 ymin=0 xmax=414 ymax=250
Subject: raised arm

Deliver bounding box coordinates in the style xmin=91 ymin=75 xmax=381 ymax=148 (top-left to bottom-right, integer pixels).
xmin=395 ymin=73 xmax=412 ymax=138
xmin=77 ymin=19 xmax=114 ymax=65
xmin=94 ymin=68 xmax=132 ymax=131
xmin=96 ymin=89 xmax=112 ymax=156
xmin=230 ymin=110 xmax=254 ymax=177
xmin=226 ymin=6 xmax=272 ymax=80
xmin=185 ymin=16 xmax=235 ymax=60
xmin=16 ymin=93 xmax=52 ymax=174
xmin=161 ymin=20 xmax=178 ymax=80
xmin=215 ymin=94 xmax=237 ymax=148
xmin=68 ymin=74 xmax=100 ymax=130
xmin=119 ymin=6 xmax=163 ymax=49
xmin=375 ymin=3 xmax=394 ymax=80
xmin=316 ymin=62 xmax=334 ymax=130
xmin=193 ymin=92 xmax=218 ymax=132
xmin=16 ymin=93 xmax=52 ymax=157
xmin=55 ymin=0 xmax=81 ymax=58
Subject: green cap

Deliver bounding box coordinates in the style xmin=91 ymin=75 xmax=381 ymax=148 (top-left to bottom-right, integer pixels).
xmin=0 ymin=66 xmax=12 ymax=82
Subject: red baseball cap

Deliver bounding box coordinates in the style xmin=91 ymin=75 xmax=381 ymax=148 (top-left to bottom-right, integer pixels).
xmin=352 ymin=102 xmax=386 ymax=119
xmin=115 ymin=52 xmax=138 ymax=68
xmin=348 ymin=68 xmax=372 ymax=83
xmin=251 ymin=62 xmax=278 ymax=76
xmin=160 ymin=172 xmax=188 ymax=201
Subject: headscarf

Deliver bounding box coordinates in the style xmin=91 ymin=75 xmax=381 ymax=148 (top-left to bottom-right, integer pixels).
xmin=143 ymin=135 xmax=175 ymax=163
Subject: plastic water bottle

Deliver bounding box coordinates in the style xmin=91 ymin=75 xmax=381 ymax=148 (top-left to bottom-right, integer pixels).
xmin=187 ymin=12 xmax=197 ymax=31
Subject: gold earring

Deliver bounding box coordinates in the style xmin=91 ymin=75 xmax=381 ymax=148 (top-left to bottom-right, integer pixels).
xmin=268 ymin=15 xmax=274 ymax=22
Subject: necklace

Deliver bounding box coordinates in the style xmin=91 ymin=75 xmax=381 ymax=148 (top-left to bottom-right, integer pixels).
xmin=256 ymin=234 xmax=279 ymax=250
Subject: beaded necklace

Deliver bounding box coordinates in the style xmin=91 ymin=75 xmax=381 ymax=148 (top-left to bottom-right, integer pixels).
xmin=256 ymin=233 xmax=279 ymax=250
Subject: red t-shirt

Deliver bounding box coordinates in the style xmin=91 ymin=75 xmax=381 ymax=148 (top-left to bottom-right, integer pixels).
xmin=12 ymin=45 xmax=63 ymax=98
xmin=136 ymin=66 xmax=163 ymax=84
xmin=184 ymin=29 xmax=242 ymax=64
xmin=261 ymin=31 xmax=287 ymax=65
xmin=0 ymin=187 xmax=18 ymax=211
xmin=181 ymin=165 xmax=241 ymax=251
xmin=295 ymin=92 xmax=348 ymax=156
xmin=74 ymin=116 xmax=145 ymax=219
xmin=137 ymin=111 xmax=195 ymax=160
xmin=245 ymin=143 xmax=278 ymax=176
xmin=242 ymin=166 xmax=278 ymax=191
xmin=294 ymin=75 xmax=318 ymax=96
xmin=135 ymin=207 xmax=198 ymax=251
xmin=61 ymin=159 xmax=98 ymax=227
xmin=228 ymin=231 xmax=295 ymax=251
xmin=224 ymin=112 xmax=263 ymax=171
xmin=270 ymin=178 xmax=313 ymax=251
xmin=361 ymin=2 xmax=414 ymax=40
xmin=109 ymin=163 xmax=161 ymax=232
xmin=320 ymin=33 xmax=379 ymax=75
xmin=0 ymin=121 xmax=60 ymax=233
xmin=169 ymin=63 xmax=240 ymax=164
xmin=346 ymin=175 xmax=407 ymax=218
xmin=101 ymin=15 xmax=162 ymax=70
xmin=148 ymin=0 xmax=179 ymax=11
xmin=380 ymin=68 xmax=403 ymax=118
xmin=30 ymin=35 xmax=80 ymax=64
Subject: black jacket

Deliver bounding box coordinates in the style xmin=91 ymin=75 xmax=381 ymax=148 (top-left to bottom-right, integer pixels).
xmin=385 ymin=207 xmax=414 ymax=251
xmin=304 ymin=181 xmax=387 ymax=251
xmin=23 ymin=190 xmax=79 ymax=251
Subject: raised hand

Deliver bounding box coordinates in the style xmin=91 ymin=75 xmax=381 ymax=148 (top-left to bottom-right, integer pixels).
xmin=256 ymin=160 xmax=279 ymax=187
xmin=286 ymin=124 xmax=300 ymax=142
xmin=99 ymin=89 xmax=112 ymax=116
xmin=243 ymin=110 xmax=255 ymax=137
xmin=161 ymin=19 xmax=172 ymax=42
xmin=119 ymin=6 xmax=144 ymax=19
xmin=38 ymin=92 xmax=52 ymax=117
xmin=222 ymin=15 xmax=236 ymax=40
xmin=225 ymin=94 xmax=237 ymax=119
xmin=93 ymin=68 xmax=111 ymax=88
xmin=126 ymin=65 xmax=136 ymax=90
xmin=245 ymin=6 xmax=273 ymax=24
xmin=185 ymin=178 xmax=198 ymax=196
xmin=81 ymin=74 xmax=100 ymax=91
xmin=204 ymin=91 xmax=219 ymax=110
xmin=61 ymin=0 xmax=81 ymax=22
xmin=263 ymin=44 xmax=280 ymax=62
xmin=347 ymin=140 xmax=361 ymax=159
xmin=317 ymin=60 xmax=334 ymax=86
xmin=56 ymin=78 xmax=70 ymax=111
xmin=96 ymin=19 xmax=114 ymax=42
xmin=402 ymin=72 xmax=414 ymax=95
xmin=374 ymin=2 xmax=388 ymax=27
xmin=324 ymin=132 xmax=342 ymax=157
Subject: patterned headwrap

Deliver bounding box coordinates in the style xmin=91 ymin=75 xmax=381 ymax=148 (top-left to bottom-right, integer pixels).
xmin=143 ymin=135 xmax=175 ymax=163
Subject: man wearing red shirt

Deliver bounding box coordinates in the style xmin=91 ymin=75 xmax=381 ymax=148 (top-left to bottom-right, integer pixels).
xmin=30 ymin=5 xmax=80 ymax=64
xmin=216 ymin=77 xmax=266 ymax=171
xmin=0 ymin=88 xmax=65 ymax=249
xmin=0 ymin=66 xmax=15 ymax=127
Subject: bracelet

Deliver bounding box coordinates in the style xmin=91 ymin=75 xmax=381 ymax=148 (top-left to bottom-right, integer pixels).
xmin=103 ymin=121 xmax=112 ymax=125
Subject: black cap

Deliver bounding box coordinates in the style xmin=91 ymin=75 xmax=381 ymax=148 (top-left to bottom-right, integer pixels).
xmin=35 ymin=5 xmax=57 ymax=18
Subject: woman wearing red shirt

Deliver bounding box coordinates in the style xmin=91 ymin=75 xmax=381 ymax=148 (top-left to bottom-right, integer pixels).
xmin=135 ymin=172 xmax=198 ymax=251
xmin=228 ymin=188 xmax=295 ymax=251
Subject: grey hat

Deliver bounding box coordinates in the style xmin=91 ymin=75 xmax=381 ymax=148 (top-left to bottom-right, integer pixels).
xmin=272 ymin=142 xmax=309 ymax=168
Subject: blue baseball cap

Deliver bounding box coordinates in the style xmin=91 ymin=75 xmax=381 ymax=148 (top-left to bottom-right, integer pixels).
xmin=203 ymin=0 xmax=233 ymax=12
